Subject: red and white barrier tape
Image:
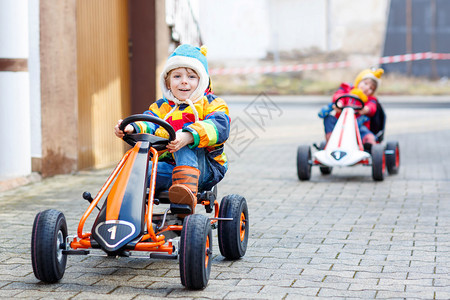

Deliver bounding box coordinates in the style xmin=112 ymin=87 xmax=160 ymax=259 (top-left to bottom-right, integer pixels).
xmin=378 ymin=52 xmax=450 ymax=64
xmin=210 ymin=52 xmax=450 ymax=76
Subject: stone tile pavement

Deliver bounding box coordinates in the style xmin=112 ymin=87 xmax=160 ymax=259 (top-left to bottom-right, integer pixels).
xmin=0 ymin=95 xmax=449 ymax=299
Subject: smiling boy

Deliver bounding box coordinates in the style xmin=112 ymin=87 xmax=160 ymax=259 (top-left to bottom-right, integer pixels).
xmin=114 ymin=45 xmax=230 ymax=214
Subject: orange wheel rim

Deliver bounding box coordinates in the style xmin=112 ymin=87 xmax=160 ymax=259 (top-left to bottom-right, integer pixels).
xmin=239 ymin=212 xmax=246 ymax=242
xmin=205 ymin=236 xmax=210 ymax=268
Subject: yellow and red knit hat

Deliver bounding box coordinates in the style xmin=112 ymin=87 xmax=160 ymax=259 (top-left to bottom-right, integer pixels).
xmin=354 ymin=68 xmax=384 ymax=89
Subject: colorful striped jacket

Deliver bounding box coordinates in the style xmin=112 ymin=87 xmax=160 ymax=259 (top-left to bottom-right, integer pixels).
xmin=132 ymin=94 xmax=230 ymax=189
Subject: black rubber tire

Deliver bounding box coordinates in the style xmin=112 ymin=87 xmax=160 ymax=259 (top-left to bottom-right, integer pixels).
xmin=318 ymin=141 xmax=332 ymax=175
xmin=297 ymin=145 xmax=312 ymax=181
xmin=371 ymin=144 xmax=385 ymax=181
xmin=385 ymin=141 xmax=400 ymax=175
xmin=218 ymin=194 xmax=249 ymax=260
xmin=31 ymin=209 xmax=68 ymax=283
xmin=179 ymin=214 xmax=212 ymax=290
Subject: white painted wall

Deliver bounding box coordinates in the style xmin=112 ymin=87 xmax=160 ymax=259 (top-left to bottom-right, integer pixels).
xmin=198 ymin=0 xmax=389 ymax=63
xmin=0 ymin=0 xmax=32 ymax=179
xmin=0 ymin=1 xmax=29 ymax=58
xmin=0 ymin=73 xmax=31 ymax=178
xmin=267 ymin=0 xmax=327 ymax=55
xmin=199 ymin=0 xmax=270 ymax=62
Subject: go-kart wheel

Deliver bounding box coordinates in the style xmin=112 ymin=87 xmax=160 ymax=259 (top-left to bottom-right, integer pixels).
xmin=297 ymin=145 xmax=312 ymax=181
xmin=218 ymin=194 xmax=249 ymax=260
xmin=31 ymin=209 xmax=67 ymax=283
xmin=371 ymin=144 xmax=385 ymax=181
xmin=179 ymin=214 xmax=212 ymax=290
xmin=385 ymin=141 xmax=400 ymax=175
xmin=318 ymin=141 xmax=332 ymax=175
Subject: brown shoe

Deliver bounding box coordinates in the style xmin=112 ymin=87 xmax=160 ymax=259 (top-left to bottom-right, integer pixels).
xmin=169 ymin=166 xmax=200 ymax=214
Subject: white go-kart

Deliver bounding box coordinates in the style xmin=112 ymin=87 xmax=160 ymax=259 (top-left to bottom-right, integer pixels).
xmin=297 ymin=94 xmax=400 ymax=181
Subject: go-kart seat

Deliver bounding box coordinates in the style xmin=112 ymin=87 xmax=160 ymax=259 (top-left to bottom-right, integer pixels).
xmin=154 ymin=186 xmax=217 ymax=215
xmin=154 ymin=190 xmax=171 ymax=204
xmin=370 ymin=102 xmax=386 ymax=143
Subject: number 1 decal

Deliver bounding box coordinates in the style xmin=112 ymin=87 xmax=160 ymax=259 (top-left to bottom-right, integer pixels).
xmin=108 ymin=226 xmax=117 ymax=240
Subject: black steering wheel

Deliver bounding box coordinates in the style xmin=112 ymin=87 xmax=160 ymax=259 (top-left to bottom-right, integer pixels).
xmin=334 ymin=94 xmax=365 ymax=111
xmin=119 ymin=114 xmax=176 ymax=150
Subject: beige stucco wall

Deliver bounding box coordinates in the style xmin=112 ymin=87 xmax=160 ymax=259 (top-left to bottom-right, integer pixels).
xmin=40 ymin=0 xmax=78 ymax=176
xmin=155 ymin=0 xmax=171 ymax=100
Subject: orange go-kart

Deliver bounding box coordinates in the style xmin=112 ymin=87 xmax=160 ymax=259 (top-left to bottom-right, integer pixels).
xmin=31 ymin=114 xmax=249 ymax=290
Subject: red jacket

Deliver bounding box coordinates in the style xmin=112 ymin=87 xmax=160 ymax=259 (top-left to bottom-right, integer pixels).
xmin=332 ymin=82 xmax=378 ymax=129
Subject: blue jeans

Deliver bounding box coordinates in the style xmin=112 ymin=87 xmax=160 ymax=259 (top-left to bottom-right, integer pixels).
xmin=323 ymin=115 xmax=373 ymax=140
xmin=323 ymin=115 xmax=338 ymax=134
xmin=149 ymin=146 xmax=213 ymax=192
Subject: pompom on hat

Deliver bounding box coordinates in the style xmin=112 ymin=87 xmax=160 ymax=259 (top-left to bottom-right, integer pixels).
xmin=354 ymin=67 xmax=384 ymax=90
xmin=160 ymin=44 xmax=209 ymax=104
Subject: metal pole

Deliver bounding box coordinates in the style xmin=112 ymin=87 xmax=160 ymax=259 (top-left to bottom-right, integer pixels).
xmin=406 ymin=0 xmax=412 ymax=76
xmin=430 ymin=0 xmax=438 ymax=79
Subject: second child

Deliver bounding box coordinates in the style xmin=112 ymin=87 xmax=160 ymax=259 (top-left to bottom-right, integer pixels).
xmin=319 ymin=68 xmax=384 ymax=145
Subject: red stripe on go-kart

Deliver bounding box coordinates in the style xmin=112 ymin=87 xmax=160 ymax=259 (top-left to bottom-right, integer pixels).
xmin=106 ymin=142 xmax=141 ymax=220
xmin=354 ymin=118 xmax=364 ymax=151
xmin=337 ymin=109 xmax=349 ymax=147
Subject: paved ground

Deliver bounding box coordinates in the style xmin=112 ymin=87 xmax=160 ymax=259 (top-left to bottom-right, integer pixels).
xmin=0 ymin=95 xmax=449 ymax=299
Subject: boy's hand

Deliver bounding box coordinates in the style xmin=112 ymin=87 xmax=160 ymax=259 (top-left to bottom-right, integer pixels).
xmin=359 ymin=106 xmax=370 ymax=115
xmin=318 ymin=103 xmax=333 ymax=118
xmin=167 ymin=131 xmax=194 ymax=153
xmin=114 ymin=119 xmax=134 ymax=138
xmin=332 ymin=104 xmax=342 ymax=114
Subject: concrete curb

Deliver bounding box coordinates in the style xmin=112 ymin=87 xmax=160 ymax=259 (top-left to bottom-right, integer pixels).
xmin=0 ymin=172 xmax=42 ymax=193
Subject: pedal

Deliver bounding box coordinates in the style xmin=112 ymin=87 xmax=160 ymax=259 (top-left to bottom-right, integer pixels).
xmin=118 ymin=250 xmax=131 ymax=257
xmin=62 ymin=250 xmax=90 ymax=255
xmin=198 ymin=190 xmax=216 ymax=213
xmin=363 ymin=143 xmax=372 ymax=154
xmin=170 ymin=203 xmax=192 ymax=214
xmin=150 ymin=253 xmax=178 ymax=260
xmin=106 ymin=250 xmax=131 ymax=257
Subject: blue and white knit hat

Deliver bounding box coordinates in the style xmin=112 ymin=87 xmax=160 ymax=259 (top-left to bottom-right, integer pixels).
xmin=160 ymin=44 xmax=209 ymax=104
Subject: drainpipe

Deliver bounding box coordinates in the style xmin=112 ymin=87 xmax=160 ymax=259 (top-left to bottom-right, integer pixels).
xmin=406 ymin=0 xmax=412 ymax=76
xmin=430 ymin=0 xmax=438 ymax=79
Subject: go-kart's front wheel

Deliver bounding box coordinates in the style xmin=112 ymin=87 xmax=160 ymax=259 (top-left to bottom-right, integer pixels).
xmin=385 ymin=141 xmax=400 ymax=175
xmin=371 ymin=144 xmax=386 ymax=181
xmin=179 ymin=214 xmax=212 ymax=290
xmin=218 ymin=194 xmax=249 ymax=260
xmin=31 ymin=209 xmax=67 ymax=283
xmin=297 ymin=145 xmax=312 ymax=181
